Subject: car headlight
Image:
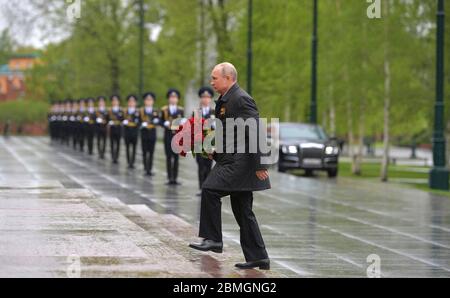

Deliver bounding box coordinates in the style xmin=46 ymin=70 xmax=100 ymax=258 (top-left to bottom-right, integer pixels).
xmin=288 ymin=145 xmax=298 ymax=154
xmin=282 ymin=145 xmax=298 ymax=154
xmin=325 ymin=146 xmax=338 ymax=155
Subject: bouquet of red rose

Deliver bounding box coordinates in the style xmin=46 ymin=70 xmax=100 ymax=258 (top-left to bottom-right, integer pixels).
xmin=175 ymin=115 xmax=215 ymax=158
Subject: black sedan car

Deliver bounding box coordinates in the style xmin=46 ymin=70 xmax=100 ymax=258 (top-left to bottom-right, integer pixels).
xmin=274 ymin=123 xmax=339 ymax=177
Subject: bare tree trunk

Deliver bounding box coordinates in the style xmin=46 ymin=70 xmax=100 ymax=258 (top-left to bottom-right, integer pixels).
xmin=380 ymin=60 xmax=390 ymax=181
xmin=199 ymin=0 xmax=206 ymax=86
xmin=353 ymin=102 xmax=365 ymax=175
xmin=110 ymin=56 xmax=120 ymax=95
xmin=353 ymin=22 xmax=369 ymax=176
xmin=327 ymin=79 xmax=336 ymax=137
xmin=207 ymin=0 xmax=233 ymax=61
xmin=329 ymin=98 xmax=336 ymax=137
xmin=284 ymin=104 xmax=291 ymax=122
xmin=343 ymin=65 xmax=355 ymax=166
xmin=322 ymin=109 xmax=328 ymax=132
xmin=380 ymin=1 xmax=390 ymax=182
xmin=346 ymin=100 xmax=354 ymax=160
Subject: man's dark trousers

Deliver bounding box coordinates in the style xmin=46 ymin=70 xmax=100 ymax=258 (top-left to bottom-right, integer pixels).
xmin=199 ymin=188 xmax=268 ymax=262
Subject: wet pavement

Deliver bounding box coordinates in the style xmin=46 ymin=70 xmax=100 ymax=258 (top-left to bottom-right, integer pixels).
xmin=1 ymin=136 xmax=450 ymax=277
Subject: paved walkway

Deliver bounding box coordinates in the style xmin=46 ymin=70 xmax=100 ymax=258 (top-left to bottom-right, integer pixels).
xmin=1 ymin=136 xmax=450 ymax=277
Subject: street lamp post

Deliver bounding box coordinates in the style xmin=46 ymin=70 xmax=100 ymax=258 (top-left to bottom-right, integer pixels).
xmin=247 ymin=0 xmax=253 ymax=95
xmin=199 ymin=0 xmax=206 ymax=86
xmin=430 ymin=0 xmax=449 ymax=190
xmin=138 ymin=0 xmax=145 ymax=105
xmin=310 ymin=0 xmax=318 ymax=124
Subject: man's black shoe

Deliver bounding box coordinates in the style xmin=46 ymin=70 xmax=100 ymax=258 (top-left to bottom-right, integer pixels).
xmin=235 ymin=259 xmax=270 ymax=270
xmin=189 ymin=239 xmax=223 ymax=253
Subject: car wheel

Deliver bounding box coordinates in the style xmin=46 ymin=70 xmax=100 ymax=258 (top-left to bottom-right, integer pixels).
xmin=305 ymin=169 xmax=314 ymax=177
xmin=327 ymin=168 xmax=338 ymax=178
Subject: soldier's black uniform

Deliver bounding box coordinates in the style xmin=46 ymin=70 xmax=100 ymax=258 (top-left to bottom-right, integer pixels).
xmin=61 ymin=99 xmax=72 ymax=146
xmin=161 ymin=89 xmax=184 ymax=185
xmin=48 ymin=101 xmax=57 ymax=141
xmin=70 ymin=101 xmax=80 ymax=149
xmin=75 ymin=99 xmax=87 ymax=152
xmin=123 ymin=95 xmax=140 ymax=169
xmin=85 ymin=98 xmax=97 ymax=155
xmin=95 ymin=97 xmax=108 ymax=159
xmin=140 ymin=92 xmax=160 ymax=176
xmin=108 ymin=96 xmax=123 ymax=164
xmin=55 ymin=100 xmax=64 ymax=142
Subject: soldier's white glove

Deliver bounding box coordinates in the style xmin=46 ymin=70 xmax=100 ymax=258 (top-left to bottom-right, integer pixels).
xmin=83 ymin=116 xmax=90 ymax=122
xmin=164 ymin=120 xmax=170 ymax=128
xmin=96 ymin=117 xmax=103 ymax=124
xmin=141 ymin=122 xmax=148 ymax=128
xmin=108 ymin=120 xmax=114 ymax=125
xmin=153 ymin=118 xmax=159 ymax=124
xmin=123 ymin=120 xmax=129 ymax=125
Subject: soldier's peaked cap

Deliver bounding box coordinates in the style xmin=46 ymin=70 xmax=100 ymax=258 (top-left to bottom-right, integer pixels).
xmin=198 ymin=86 xmax=214 ymax=98
xmin=166 ymin=88 xmax=180 ymax=99
xmin=143 ymin=92 xmax=156 ymax=101
xmin=127 ymin=94 xmax=138 ymax=101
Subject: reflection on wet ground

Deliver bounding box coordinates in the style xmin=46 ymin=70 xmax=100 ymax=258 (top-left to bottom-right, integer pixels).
xmin=1 ymin=136 xmax=450 ymax=277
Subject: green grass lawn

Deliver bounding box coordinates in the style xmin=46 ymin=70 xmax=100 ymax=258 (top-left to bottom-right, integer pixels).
xmin=292 ymin=161 xmax=450 ymax=198
xmin=338 ymin=161 xmax=427 ymax=180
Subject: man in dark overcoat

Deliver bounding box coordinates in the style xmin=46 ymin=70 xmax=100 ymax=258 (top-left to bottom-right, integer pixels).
xmin=189 ymin=62 xmax=271 ymax=270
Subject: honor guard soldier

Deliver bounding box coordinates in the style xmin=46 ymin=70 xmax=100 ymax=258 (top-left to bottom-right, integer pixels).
xmin=55 ymin=100 xmax=64 ymax=142
xmin=161 ymin=88 xmax=185 ymax=185
xmin=123 ymin=95 xmax=141 ymax=169
xmin=77 ymin=99 xmax=87 ymax=152
xmin=95 ymin=96 xmax=108 ymax=159
xmin=140 ymin=92 xmax=160 ymax=176
xmin=195 ymin=86 xmax=215 ymax=195
xmin=70 ymin=99 xmax=79 ymax=149
xmin=48 ymin=101 xmax=57 ymax=141
xmin=85 ymin=97 xmax=97 ymax=155
xmin=62 ymin=99 xmax=72 ymax=146
xmin=108 ymin=95 xmax=123 ymax=164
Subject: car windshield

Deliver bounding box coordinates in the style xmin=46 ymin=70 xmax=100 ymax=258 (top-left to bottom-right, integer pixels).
xmin=280 ymin=125 xmax=328 ymax=140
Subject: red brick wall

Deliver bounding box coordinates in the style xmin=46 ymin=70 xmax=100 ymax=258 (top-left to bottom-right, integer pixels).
xmin=0 ymin=76 xmax=26 ymax=102
xmin=0 ymin=122 xmax=47 ymax=136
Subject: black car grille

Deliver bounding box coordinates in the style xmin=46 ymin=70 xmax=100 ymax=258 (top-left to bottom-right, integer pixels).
xmin=300 ymin=147 xmax=323 ymax=159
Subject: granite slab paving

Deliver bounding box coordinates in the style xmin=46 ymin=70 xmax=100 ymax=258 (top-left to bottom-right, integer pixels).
xmin=2 ymin=136 xmax=450 ymax=277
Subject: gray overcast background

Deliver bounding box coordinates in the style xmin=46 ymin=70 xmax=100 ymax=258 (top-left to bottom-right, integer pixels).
xmin=0 ymin=0 xmax=68 ymax=49
xmin=0 ymin=0 xmax=160 ymax=49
